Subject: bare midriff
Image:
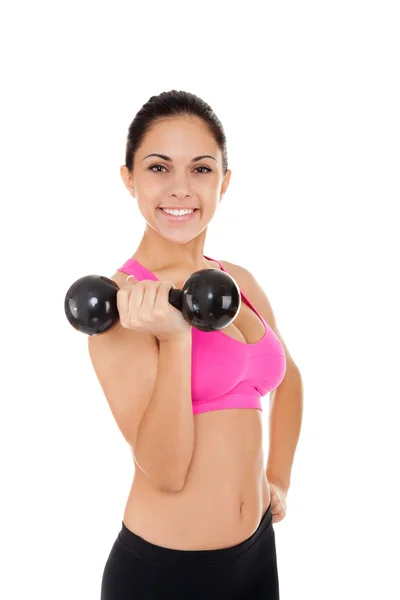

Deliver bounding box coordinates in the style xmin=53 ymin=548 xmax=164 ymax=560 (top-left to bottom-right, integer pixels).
xmin=117 ymin=257 xmax=271 ymax=551
xmin=123 ymin=408 xmax=270 ymax=550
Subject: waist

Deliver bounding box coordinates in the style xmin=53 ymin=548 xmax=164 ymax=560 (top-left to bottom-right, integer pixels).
xmin=123 ymin=470 xmax=270 ymax=550
xmin=119 ymin=500 xmax=272 ymax=565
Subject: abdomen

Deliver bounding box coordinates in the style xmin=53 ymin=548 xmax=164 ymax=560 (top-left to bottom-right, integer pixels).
xmin=123 ymin=408 xmax=270 ymax=550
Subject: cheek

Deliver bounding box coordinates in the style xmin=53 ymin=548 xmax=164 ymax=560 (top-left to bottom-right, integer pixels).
xmin=193 ymin=178 xmax=220 ymax=194
xmin=140 ymin=178 xmax=164 ymax=197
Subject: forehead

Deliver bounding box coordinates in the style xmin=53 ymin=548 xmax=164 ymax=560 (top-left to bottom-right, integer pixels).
xmin=139 ymin=117 xmax=219 ymax=156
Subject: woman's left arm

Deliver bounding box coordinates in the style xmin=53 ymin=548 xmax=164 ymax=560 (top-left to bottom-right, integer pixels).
xmin=228 ymin=263 xmax=304 ymax=522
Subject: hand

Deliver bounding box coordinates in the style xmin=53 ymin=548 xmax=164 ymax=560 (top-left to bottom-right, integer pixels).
xmin=116 ymin=275 xmax=192 ymax=341
xmin=268 ymin=480 xmax=288 ymax=524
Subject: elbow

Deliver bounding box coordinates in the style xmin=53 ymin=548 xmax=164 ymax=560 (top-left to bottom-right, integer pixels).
xmin=137 ymin=451 xmax=192 ymax=493
xmin=133 ymin=461 xmax=185 ymax=493
xmin=155 ymin=473 xmax=186 ymax=493
xmin=158 ymin=479 xmax=185 ymax=493
xmin=160 ymin=448 xmax=193 ymax=493
xmin=157 ymin=464 xmax=191 ymax=493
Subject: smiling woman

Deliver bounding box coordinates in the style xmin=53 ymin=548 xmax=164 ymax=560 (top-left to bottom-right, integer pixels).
xmin=119 ymin=104 xmax=230 ymax=245
xmin=89 ymin=90 xmax=283 ymax=600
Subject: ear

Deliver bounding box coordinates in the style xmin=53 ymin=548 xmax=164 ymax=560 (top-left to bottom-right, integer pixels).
xmin=120 ymin=165 xmax=136 ymax=198
xmin=220 ymin=169 xmax=232 ymax=199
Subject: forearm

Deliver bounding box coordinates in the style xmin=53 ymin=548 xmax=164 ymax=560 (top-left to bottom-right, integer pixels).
xmin=135 ymin=333 xmax=194 ymax=492
xmin=266 ymin=367 xmax=304 ymax=491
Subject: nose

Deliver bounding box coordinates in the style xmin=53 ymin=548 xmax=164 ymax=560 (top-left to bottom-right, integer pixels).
xmin=169 ymin=172 xmax=193 ymax=199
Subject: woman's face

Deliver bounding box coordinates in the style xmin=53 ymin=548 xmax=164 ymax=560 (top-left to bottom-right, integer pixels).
xmin=121 ymin=116 xmax=231 ymax=241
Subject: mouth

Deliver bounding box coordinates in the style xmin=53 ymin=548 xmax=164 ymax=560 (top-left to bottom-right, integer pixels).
xmin=157 ymin=208 xmax=199 ymax=222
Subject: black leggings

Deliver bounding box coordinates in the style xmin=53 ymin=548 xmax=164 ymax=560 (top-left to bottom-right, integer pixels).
xmin=100 ymin=501 xmax=279 ymax=599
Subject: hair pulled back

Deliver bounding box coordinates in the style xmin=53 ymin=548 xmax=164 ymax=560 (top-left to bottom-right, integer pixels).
xmin=124 ymin=90 xmax=228 ymax=175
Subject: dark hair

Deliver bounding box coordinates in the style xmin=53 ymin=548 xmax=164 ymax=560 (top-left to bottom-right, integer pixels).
xmin=124 ymin=90 xmax=228 ymax=175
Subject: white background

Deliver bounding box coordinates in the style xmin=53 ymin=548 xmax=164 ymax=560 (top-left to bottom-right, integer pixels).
xmin=1 ymin=1 xmax=399 ymax=598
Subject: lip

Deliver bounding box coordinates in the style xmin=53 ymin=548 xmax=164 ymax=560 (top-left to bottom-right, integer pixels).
xmin=160 ymin=206 xmax=198 ymax=210
xmin=158 ymin=207 xmax=199 ymax=222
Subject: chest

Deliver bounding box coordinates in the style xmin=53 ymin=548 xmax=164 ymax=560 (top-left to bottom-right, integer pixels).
xmin=222 ymin=299 xmax=265 ymax=344
xmin=171 ymin=273 xmax=265 ymax=346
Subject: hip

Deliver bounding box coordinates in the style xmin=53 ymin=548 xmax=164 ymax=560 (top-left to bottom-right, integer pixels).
xmin=101 ymin=500 xmax=279 ymax=599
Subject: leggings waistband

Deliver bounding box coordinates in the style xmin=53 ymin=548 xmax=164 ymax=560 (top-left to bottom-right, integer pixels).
xmin=118 ymin=501 xmax=272 ymax=567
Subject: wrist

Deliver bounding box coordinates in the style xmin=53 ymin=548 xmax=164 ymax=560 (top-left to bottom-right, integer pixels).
xmin=266 ymin=474 xmax=290 ymax=493
xmin=157 ymin=332 xmax=191 ymax=344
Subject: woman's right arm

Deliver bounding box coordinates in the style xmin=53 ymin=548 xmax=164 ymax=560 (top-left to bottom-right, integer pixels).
xmin=87 ymin=324 xmax=194 ymax=493
xmin=135 ymin=331 xmax=194 ymax=492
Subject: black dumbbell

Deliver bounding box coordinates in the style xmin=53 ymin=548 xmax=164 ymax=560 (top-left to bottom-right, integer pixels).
xmin=64 ymin=268 xmax=241 ymax=336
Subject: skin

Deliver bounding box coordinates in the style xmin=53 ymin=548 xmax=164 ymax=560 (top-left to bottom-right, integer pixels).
xmin=120 ymin=115 xmax=232 ymax=273
xmin=110 ymin=114 xmax=278 ymax=548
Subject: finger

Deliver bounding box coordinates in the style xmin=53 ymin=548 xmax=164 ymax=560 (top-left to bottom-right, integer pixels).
xmin=125 ymin=274 xmax=137 ymax=285
xmin=153 ymin=280 xmax=174 ymax=313
xmin=117 ymin=279 xmax=143 ymax=325
xmin=137 ymin=281 xmax=162 ymax=320
xmin=116 ymin=287 xmax=131 ymax=325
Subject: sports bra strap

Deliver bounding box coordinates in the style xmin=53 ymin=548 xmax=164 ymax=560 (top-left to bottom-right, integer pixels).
xmin=204 ymin=255 xmax=227 ymax=273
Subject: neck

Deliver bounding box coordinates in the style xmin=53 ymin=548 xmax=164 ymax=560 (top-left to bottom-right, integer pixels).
xmin=132 ymin=224 xmax=209 ymax=272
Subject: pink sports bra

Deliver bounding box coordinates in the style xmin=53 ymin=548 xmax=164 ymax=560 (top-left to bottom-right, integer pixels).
xmin=117 ymin=255 xmax=286 ymax=415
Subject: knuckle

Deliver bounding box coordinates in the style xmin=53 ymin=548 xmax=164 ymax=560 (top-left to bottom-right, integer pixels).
xmin=120 ymin=318 xmax=129 ymax=329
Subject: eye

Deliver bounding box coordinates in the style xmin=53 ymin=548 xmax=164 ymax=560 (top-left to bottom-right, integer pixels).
xmin=148 ymin=164 xmax=212 ymax=174
xmin=148 ymin=164 xmax=167 ymax=173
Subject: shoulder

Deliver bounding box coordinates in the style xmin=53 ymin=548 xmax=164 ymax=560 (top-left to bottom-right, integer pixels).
xmin=219 ymin=259 xmax=264 ymax=314
xmin=220 ymin=258 xmax=276 ymax=331
xmin=219 ymin=259 xmax=253 ymax=288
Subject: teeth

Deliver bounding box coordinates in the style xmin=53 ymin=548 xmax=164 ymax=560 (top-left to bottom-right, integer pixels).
xmin=162 ymin=208 xmax=195 ymax=216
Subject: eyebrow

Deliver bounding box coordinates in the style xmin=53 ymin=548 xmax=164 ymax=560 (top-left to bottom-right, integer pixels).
xmin=142 ymin=153 xmax=217 ymax=163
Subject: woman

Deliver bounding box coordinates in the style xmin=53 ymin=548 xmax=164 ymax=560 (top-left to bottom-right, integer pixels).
xmin=89 ymin=90 xmax=298 ymax=599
